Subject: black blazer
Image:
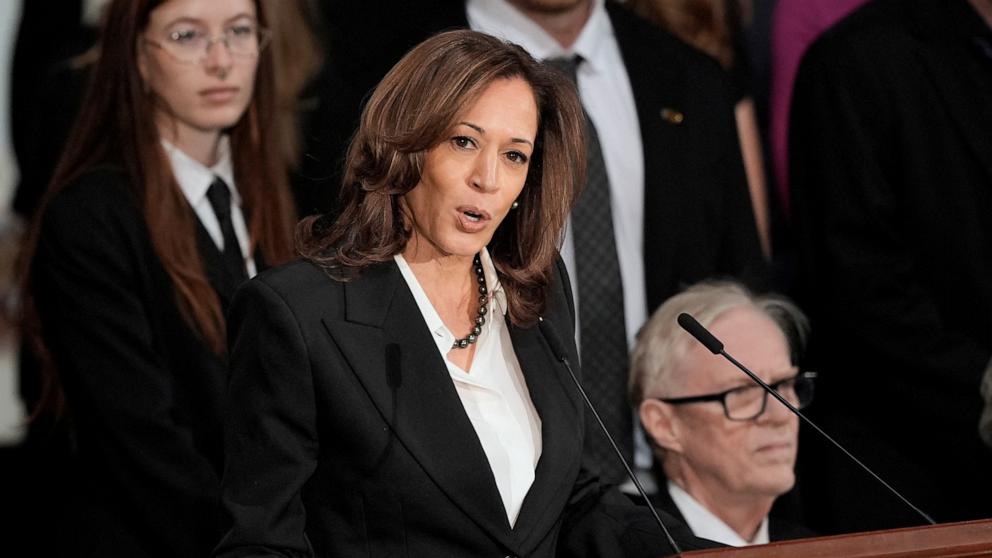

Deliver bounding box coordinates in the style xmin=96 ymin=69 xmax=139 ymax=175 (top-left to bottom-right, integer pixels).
xmin=215 ymin=258 xmax=714 ymax=557
xmin=791 ymin=0 xmax=992 ymax=529
xmin=299 ymin=1 xmax=765 ymax=309
xmin=32 ymin=167 xmax=252 ymax=557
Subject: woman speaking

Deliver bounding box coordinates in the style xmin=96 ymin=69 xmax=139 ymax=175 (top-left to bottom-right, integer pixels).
xmin=216 ymin=29 xmax=701 ymax=558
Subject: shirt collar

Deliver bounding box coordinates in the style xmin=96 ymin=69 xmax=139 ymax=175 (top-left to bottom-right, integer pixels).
xmin=668 ymin=481 xmax=770 ymax=547
xmin=467 ymin=0 xmax=612 ymax=73
xmin=161 ymin=136 xmax=238 ymax=207
xmin=394 ymin=248 xmax=506 ymax=357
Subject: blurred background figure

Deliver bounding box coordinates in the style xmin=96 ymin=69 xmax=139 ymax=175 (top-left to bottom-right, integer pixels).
xmin=767 ymin=0 xmax=868 ymax=217
xmin=0 ymin=0 xmax=29 ymax=450
xmin=791 ymin=0 xmax=992 ymax=534
xmin=9 ymin=0 xmax=106 ymax=221
xmin=627 ymin=0 xmax=772 ymax=259
xmin=631 ymin=281 xmax=812 ymax=545
xmin=258 ymin=0 xmax=323 ymax=175
xmin=15 ymin=0 xmax=301 ymax=555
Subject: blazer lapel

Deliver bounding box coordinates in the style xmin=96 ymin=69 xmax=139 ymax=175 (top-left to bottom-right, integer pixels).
xmin=320 ymin=263 xmax=517 ymax=549
xmin=911 ymin=0 xmax=992 ymax=186
xmin=509 ymin=320 xmax=584 ymax=548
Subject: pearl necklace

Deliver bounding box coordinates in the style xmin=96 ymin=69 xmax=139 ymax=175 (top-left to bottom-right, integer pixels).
xmin=451 ymin=253 xmax=488 ymax=349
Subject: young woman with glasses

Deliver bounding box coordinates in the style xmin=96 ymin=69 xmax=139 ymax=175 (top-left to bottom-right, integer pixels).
xmin=20 ymin=0 xmax=297 ymax=555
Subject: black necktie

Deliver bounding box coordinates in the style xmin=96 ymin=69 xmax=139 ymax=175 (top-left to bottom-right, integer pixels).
xmin=546 ymin=56 xmax=632 ymax=484
xmin=206 ymin=176 xmax=248 ymax=284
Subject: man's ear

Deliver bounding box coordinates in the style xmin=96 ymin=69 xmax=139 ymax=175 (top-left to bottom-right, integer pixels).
xmin=640 ymin=399 xmax=683 ymax=454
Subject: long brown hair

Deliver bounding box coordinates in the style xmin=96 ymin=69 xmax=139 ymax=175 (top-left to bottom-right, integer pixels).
xmin=260 ymin=0 xmax=323 ymax=168
xmin=20 ymin=0 xmax=298 ymax=414
xmin=298 ymin=29 xmax=585 ymax=326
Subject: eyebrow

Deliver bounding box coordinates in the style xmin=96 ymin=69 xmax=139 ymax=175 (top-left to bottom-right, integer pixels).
xmin=725 ymin=367 xmax=799 ymax=390
xmin=163 ymin=13 xmax=256 ymax=27
xmin=458 ymin=121 xmax=534 ymax=147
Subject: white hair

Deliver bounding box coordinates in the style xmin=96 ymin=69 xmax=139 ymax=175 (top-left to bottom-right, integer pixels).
xmin=629 ymin=281 xmax=808 ymax=405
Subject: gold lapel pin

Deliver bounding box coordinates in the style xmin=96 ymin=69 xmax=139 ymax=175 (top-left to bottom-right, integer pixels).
xmin=660 ymin=107 xmax=684 ymax=125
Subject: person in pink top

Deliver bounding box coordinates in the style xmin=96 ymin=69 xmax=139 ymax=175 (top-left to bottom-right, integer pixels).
xmin=768 ymin=0 xmax=868 ymax=214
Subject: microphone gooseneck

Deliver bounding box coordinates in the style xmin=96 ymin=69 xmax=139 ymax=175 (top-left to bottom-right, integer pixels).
xmin=676 ymin=312 xmax=936 ymax=526
xmin=538 ymin=318 xmax=682 ymax=554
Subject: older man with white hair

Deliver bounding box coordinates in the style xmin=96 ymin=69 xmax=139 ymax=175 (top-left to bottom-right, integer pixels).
xmin=630 ymin=281 xmax=814 ymax=546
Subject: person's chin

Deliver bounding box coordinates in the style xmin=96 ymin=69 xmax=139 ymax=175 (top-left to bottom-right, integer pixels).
xmin=444 ymin=231 xmax=492 ymax=257
xmin=193 ymin=105 xmax=250 ymax=131
xmin=743 ymin=468 xmax=795 ymax=497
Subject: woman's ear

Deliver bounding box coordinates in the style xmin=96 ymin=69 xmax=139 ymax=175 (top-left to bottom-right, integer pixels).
xmin=640 ymin=399 xmax=683 ymax=454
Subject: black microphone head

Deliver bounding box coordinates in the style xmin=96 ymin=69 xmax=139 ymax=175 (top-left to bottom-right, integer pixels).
xmin=677 ymin=312 xmax=724 ymax=354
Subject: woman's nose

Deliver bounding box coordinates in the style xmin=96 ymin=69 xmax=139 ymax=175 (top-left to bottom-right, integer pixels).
xmin=203 ymin=38 xmax=234 ymax=77
xmin=471 ymin=152 xmax=499 ymax=192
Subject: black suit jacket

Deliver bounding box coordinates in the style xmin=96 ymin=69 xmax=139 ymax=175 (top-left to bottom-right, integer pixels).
xmin=32 ymin=167 xmax=253 ymax=557
xmin=215 ymin=258 xmax=715 ymax=557
xmin=299 ymin=1 xmax=765 ymax=310
xmin=791 ymin=0 xmax=992 ymax=530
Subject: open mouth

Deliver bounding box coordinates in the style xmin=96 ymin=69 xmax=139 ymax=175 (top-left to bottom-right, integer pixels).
xmin=463 ymin=209 xmax=483 ymax=222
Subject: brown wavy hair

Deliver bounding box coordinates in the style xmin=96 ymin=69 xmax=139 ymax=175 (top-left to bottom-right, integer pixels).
xmin=20 ymin=0 xmax=298 ymax=414
xmin=298 ymin=29 xmax=585 ymax=326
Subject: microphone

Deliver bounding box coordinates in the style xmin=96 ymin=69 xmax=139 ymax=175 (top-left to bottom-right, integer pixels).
xmin=538 ymin=318 xmax=682 ymax=554
xmin=676 ymin=312 xmax=936 ymax=526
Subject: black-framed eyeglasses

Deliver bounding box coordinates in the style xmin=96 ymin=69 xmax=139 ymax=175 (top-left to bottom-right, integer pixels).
xmin=656 ymin=371 xmax=817 ymax=421
xmin=144 ymin=23 xmax=272 ymax=65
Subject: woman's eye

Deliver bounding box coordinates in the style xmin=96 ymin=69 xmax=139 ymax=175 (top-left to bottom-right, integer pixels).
xmin=452 ymin=136 xmax=476 ymax=149
xmin=169 ymin=29 xmax=202 ymax=44
xmin=228 ymin=24 xmax=255 ymax=37
xmin=506 ymin=151 xmax=529 ymax=164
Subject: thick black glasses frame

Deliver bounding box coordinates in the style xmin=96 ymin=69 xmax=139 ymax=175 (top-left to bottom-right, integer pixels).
xmin=656 ymin=371 xmax=817 ymax=421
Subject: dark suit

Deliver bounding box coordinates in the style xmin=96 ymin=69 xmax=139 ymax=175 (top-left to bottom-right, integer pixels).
xmin=791 ymin=0 xmax=992 ymax=532
xmin=215 ymin=258 xmax=716 ymax=557
xmin=31 ymin=167 xmax=250 ymax=557
xmin=299 ymin=1 xmax=765 ymax=312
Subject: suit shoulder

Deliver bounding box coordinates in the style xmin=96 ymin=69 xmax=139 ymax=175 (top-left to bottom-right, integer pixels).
xmin=43 ymin=166 xmax=136 ymax=222
xmin=39 ymin=166 xmax=143 ymax=243
xmin=254 ymin=259 xmax=341 ymax=301
xmin=805 ymin=0 xmax=915 ymax=66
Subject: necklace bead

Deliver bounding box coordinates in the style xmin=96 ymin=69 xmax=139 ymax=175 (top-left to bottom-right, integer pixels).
xmin=452 ymin=254 xmax=488 ymax=350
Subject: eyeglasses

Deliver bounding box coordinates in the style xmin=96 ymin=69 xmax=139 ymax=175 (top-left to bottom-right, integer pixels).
xmin=144 ymin=23 xmax=271 ymax=65
xmin=656 ymin=371 xmax=817 ymax=421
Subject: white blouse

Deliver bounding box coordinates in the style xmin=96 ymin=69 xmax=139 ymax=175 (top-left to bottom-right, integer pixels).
xmin=394 ymin=249 xmax=542 ymax=527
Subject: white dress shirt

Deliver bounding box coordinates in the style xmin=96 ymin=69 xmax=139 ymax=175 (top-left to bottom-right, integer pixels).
xmin=163 ymin=137 xmax=257 ymax=277
xmin=394 ymin=249 xmax=542 ymax=527
xmin=467 ymin=0 xmax=653 ymax=473
xmin=668 ymin=481 xmax=770 ymax=547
